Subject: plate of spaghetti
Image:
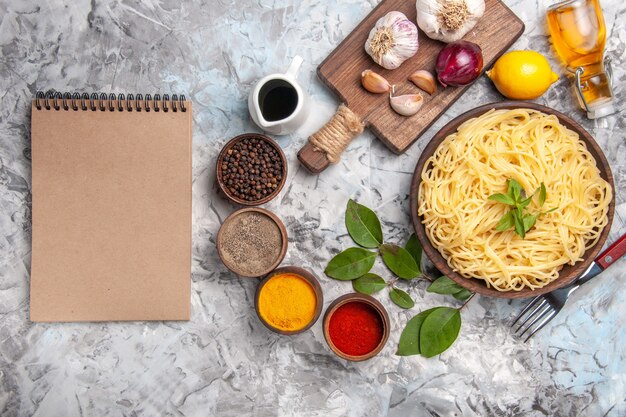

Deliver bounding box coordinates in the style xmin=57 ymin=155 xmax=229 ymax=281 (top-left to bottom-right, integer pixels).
xmin=410 ymin=102 xmax=614 ymax=298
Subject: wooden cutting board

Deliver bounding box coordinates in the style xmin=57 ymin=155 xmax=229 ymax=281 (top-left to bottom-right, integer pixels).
xmin=298 ymin=0 xmax=525 ymax=173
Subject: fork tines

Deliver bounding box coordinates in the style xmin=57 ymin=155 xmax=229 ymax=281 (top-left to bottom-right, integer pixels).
xmin=511 ymin=296 xmax=557 ymax=342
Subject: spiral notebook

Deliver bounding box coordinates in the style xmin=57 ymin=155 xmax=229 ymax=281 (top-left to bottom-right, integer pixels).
xmin=30 ymin=92 xmax=192 ymax=322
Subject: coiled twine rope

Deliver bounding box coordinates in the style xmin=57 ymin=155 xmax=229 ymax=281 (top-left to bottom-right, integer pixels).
xmin=308 ymin=105 xmax=364 ymax=163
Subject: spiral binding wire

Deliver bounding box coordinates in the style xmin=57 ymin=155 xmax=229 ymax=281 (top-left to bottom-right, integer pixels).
xmin=34 ymin=91 xmax=187 ymax=112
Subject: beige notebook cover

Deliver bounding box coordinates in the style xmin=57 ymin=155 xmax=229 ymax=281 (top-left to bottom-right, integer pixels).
xmin=30 ymin=94 xmax=192 ymax=322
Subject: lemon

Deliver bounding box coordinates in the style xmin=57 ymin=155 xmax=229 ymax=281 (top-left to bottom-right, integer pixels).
xmin=486 ymin=51 xmax=559 ymax=100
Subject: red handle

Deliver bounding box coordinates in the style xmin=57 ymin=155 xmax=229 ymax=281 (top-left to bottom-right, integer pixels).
xmin=596 ymin=233 xmax=626 ymax=269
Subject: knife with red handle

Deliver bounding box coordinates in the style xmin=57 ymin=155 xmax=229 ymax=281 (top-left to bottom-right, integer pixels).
xmin=577 ymin=233 xmax=626 ymax=286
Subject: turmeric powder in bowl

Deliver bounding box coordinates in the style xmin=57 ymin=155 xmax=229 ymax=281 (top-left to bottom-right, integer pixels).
xmin=256 ymin=268 xmax=322 ymax=334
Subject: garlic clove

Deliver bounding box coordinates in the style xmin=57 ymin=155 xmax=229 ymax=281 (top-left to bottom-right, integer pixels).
xmin=390 ymin=89 xmax=423 ymax=116
xmin=408 ymin=70 xmax=436 ymax=95
xmin=361 ymin=70 xmax=391 ymax=94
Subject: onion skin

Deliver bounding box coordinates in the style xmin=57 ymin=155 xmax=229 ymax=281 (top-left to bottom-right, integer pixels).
xmin=436 ymin=41 xmax=484 ymax=87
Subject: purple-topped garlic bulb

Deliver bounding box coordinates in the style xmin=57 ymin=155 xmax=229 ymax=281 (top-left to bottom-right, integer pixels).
xmin=365 ymin=11 xmax=419 ymax=70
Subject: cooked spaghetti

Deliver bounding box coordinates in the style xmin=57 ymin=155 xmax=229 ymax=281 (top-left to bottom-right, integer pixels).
xmin=418 ymin=108 xmax=611 ymax=291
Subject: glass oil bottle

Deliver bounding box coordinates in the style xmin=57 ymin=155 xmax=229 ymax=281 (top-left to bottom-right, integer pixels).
xmin=547 ymin=0 xmax=615 ymax=118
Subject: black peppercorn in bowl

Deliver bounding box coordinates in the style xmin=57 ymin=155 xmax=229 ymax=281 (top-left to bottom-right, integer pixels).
xmin=216 ymin=133 xmax=287 ymax=206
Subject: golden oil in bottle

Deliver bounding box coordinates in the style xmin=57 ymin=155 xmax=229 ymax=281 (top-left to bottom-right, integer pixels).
xmin=547 ymin=0 xmax=615 ymax=118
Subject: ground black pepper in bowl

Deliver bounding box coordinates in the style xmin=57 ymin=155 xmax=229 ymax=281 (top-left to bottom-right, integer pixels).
xmin=216 ymin=207 xmax=288 ymax=277
xmin=216 ymin=134 xmax=287 ymax=206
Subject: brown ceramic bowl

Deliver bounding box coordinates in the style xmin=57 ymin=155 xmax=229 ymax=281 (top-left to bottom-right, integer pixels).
xmin=323 ymin=293 xmax=390 ymax=361
xmin=254 ymin=266 xmax=323 ymax=335
xmin=216 ymin=133 xmax=287 ymax=206
xmin=216 ymin=207 xmax=288 ymax=277
xmin=410 ymin=102 xmax=615 ymax=299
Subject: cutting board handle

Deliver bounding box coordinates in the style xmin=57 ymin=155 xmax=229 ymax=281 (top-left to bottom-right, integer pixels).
xmin=297 ymin=104 xmax=364 ymax=173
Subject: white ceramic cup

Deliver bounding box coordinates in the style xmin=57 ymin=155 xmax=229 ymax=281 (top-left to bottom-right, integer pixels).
xmin=248 ymin=56 xmax=309 ymax=136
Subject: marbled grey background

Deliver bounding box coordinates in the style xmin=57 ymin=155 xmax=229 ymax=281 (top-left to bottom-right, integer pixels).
xmin=0 ymin=0 xmax=624 ymax=416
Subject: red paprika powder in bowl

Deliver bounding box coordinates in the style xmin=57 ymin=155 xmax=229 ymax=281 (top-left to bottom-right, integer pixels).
xmin=323 ymin=293 xmax=390 ymax=361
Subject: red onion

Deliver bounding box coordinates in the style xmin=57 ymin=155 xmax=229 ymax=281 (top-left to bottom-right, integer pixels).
xmin=436 ymin=41 xmax=484 ymax=87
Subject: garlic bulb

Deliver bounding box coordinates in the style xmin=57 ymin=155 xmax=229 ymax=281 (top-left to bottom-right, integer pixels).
xmin=416 ymin=0 xmax=485 ymax=43
xmin=365 ymin=11 xmax=419 ymax=70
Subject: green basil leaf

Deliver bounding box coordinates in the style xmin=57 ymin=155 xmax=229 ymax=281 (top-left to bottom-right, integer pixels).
xmin=380 ymin=244 xmax=420 ymax=279
xmin=325 ymin=247 xmax=376 ymax=280
xmin=519 ymin=195 xmax=532 ymax=209
xmin=544 ymin=206 xmax=558 ymax=214
xmin=539 ymin=183 xmax=547 ymax=207
xmin=488 ymin=193 xmax=515 ymax=205
xmin=507 ymin=178 xmax=522 ymax=202
xmin=513 ymin=208 xmax=526 ymax=238
xmin=427 ymin=276 xmax=465 ymax=296
xmin=495 ymin=210 xmax=515 ymax=231
xmin=405 ymin=234 xmax=422 ymax=274
xmin=523 ymin=214 xmax=538 ymax=233
xmin=345 ymin=199 xmax=383 ymax=248
xmin=419 ymin=307 xmax=462 ymax=358
xmin=352 ymin=273 xmax=387 ymax=295
xmin=452 ymin=288 xmax=473 ymax=301
xmin=396 ymin=308 xmax=439 ymax=356
xmin=389 ymin=288 xmax=414 ymax=309
xmin=520 ymin=186 xmax=540 ymax=208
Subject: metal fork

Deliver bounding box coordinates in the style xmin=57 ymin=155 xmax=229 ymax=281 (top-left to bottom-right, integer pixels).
xmin=512 ymin=233 xmax=626 ymax=341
